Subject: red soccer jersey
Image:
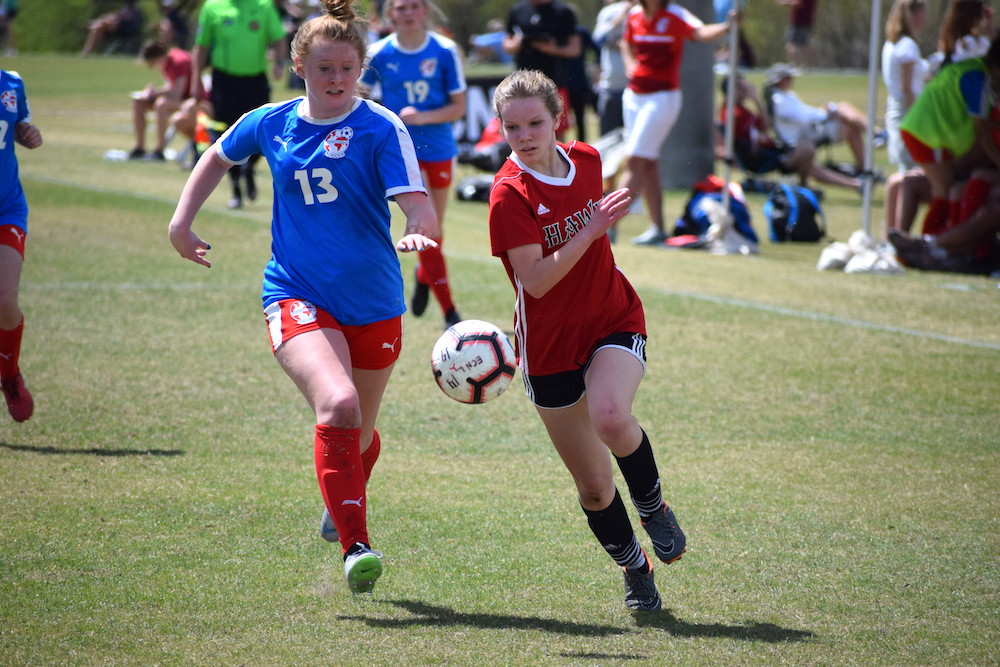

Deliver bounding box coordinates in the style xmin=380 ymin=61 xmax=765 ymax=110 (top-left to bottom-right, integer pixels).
xmin=489 ymin=142 xmax=645 ymax=377
xmin=162 ymin=48 xmax=194 ymax=99
xmin=624 ymin=3 xmax=702 ymax=94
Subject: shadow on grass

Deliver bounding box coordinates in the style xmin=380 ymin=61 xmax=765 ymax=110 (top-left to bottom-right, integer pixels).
xmin=341 ymin=599 xmax=628 ymax=637
xmin=636 ymin=608 xmax=814 ymax=643
xmin=0 ymin=442 xmax=185 ymax=457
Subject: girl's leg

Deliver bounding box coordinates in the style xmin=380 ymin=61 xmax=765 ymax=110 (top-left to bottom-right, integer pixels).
xmin=415 ymin=178 xmax=459 ymax=323
xmin=0 ymin=244 xmax=31 ymax=422
xmin=585 ymin=347 xmax=685 ymax=563
xmin=536 ymin=398 xmax=658 ymax=610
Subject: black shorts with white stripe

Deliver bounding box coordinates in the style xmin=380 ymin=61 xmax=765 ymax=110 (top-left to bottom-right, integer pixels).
xmin=525 ymin=331 xmax=647 ymax=409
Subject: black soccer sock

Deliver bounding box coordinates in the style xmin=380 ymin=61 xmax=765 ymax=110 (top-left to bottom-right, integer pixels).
xmin=615 ymin=429 xmax=664 ymax=521
xmin=582 ymin=489 xmax=647 ymax=573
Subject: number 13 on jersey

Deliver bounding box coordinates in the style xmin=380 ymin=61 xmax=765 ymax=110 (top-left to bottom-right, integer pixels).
xmin=294 ymin=168 xmax=339 ymax=205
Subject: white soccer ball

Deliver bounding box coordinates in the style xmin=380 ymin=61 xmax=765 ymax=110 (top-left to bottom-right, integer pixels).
xmin=431 ymin=319 xmax=517 ymax=404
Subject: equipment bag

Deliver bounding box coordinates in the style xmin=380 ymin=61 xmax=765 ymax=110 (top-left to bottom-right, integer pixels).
xmin=763 ymin=183 xmax=826 ymax=242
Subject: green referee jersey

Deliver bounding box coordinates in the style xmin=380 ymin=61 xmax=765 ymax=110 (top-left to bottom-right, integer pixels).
xmin=195 ymin=0 xmax=285 ymax=77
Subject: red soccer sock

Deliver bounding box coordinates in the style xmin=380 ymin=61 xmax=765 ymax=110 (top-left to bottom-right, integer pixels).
xmin=0 ymin=316 xmax=23 ymax=380
xmin=361 ymin=428 xmax=381 ymax=483
xmin=960 ymin=178 xmax=991 ymax=224
xmin=314 ymin=425 xmax=369 ymax=555
xmin=921 ymin=197 xmax=949 ymax=236
xmin=418 ymin=245 xmax=456 ymax=315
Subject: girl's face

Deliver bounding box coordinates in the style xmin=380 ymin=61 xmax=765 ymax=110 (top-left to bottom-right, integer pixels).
xmin=296 ymin=38 xmax=363 ymax=119
xmin=390 ymin=0 xmax=428 ymax=33
xmin=498 ymin=96 xmax=557 ymax=169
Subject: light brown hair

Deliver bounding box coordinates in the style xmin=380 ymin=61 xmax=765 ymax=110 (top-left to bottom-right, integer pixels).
xmin=492 ymin=69 xmax=563 ymax=122
xmin=291 ymin=0 xmax=369 ymax=67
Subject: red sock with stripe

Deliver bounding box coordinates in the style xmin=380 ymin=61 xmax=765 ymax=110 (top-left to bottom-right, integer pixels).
xmin=921 ymin=197 xmax=949 ymax=236
xmin=959 ymin=178 xmax=991 ymax=224
xmin=417 ymin=245 xmax=455 ymax=315
xmin=314 ymin=425 xmax=369 ymax=555
xmin=0 ymin=316 xmax=23 ymax=381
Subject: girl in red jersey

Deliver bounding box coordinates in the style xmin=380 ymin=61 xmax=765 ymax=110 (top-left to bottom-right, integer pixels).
xmin=488 ymin=70 xmax=684 ymax=611
xmin=619 ymin=1 xmax=732 ymax=245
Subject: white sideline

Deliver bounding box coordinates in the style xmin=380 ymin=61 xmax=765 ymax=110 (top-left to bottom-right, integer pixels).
xmin=658 ymin=290 xmax=1000 ymax=351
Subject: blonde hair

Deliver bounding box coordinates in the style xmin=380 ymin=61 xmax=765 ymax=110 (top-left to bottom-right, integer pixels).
xmin=885 ymin=0 xmax=926 ymax=44
xmin=492 ymin=70 xmax=563 ymax=122
xmin=291 ymin=0 xmax=369 ymax=67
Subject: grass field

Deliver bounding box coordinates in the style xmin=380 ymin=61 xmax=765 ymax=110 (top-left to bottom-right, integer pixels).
xmin=1 ymin=55 xmax=998 ymax=666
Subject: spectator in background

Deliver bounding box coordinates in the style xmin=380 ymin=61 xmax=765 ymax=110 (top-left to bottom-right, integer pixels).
xmin=130 ymin=40 xmax=208 ymax=162
xmin=159 ymin=0 xmax=194 ymax=49
xmin=618 ymin=0 xmax=732 ymax=246
xmin=882 ymin=0 xmax=927 ymax=174
xmin=566 ymin=21 xmax=599 ymax=143
xmin=504 ymin=0 xmax=581 ymax=138
xmin=776 ymin=0 xmax=816 ymax=69
xmin=470 ymin=19 xmax=512 ymax=64
xmin=80 ymin=0 xmax=144 ymax=57
xmin=0 ymin=0 xmax=19 ymax=57
xmin=765 ymin=63 xmax=874 ymax=176
xmin=593 ymin=0 xmax=632 ymax=137
xmin=719 ymin=74 xmax=861 ymax=191
xmin=898 ymin=38 xmax=1000 ymax=236
xmin=191 ymin=0 xmax=286 ymax=209
xmin=940 ymin=0 xmax=994 ymax=64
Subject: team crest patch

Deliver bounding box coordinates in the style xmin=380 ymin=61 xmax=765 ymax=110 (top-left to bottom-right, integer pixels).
xmin=323 ymin=127 xmax=353 ymax=159
xmin=419 ymin=57 xmax=438 ymax=78
xmin=656 ymin=17 xmax=669 ymax=33
xmin=289 ymin=300 xmax=318 ymax=325
xmin=249 ymin=20 xmax=260 ymax=31
xmin=1 ymin=90 xmax=16 ymax=113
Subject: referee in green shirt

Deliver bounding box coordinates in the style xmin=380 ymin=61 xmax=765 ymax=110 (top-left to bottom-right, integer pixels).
xmin=191 ymin=0 xmax=287 ymax=208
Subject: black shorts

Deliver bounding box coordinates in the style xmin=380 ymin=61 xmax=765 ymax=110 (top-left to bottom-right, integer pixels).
xmin=525 ymin=331 xmax=647 ymax=409
xmin=211 ymin=70 xmax=271 ymax=127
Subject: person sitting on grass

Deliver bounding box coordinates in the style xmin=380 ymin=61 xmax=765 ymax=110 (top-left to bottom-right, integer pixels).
xmin=129 ymin=40 xmax=202 ymax=161
xmin=718 ymin=74 xmax=861 ymax=192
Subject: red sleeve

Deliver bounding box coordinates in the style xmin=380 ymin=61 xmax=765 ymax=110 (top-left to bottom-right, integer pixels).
xmin=489 ymin=176 xmax=542 ymax=258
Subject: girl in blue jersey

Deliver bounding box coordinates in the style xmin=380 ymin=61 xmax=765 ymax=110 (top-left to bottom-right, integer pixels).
xmin=0 ymin=69 xmax=41 ymax=423
xmin=363 ymin=0 xmax=466 ymax=327
xmin=168 ymin=0 xmax=438 ymax=597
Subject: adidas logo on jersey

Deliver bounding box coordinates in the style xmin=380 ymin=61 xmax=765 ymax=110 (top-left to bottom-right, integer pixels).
xmin=537 ymin=203 xmax=550 ymax=215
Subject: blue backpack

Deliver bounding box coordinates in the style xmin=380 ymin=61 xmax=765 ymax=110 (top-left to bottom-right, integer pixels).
xmin=763 ymin=183 xmax=826 ymax=242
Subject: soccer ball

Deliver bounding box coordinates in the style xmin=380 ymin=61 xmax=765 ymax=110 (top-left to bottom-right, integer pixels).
xmin=431 ymin=320 xmax=517 ymax=404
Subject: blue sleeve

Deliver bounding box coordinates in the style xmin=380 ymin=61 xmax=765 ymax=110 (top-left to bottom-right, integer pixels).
xmin=443 ymin=45 xmax=465 ymax=95
xmin=216 ymin=106 xmax=266 ymax=165
xmin=959 ymin=70 xmax=990 ymax=118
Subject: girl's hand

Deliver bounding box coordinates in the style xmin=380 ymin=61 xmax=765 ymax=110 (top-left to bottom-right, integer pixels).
xmin=169 ymin=226 xmax=212 ymax=267
xmin=15 ymin=123 xmax=42 ymax=149
xmin=398 ymin=106 xmax=420 ymax=125
xmin=589 ymin=187 xmax=632 ymax=235
xmin=396 ymin=234 xmax=439 ymax=253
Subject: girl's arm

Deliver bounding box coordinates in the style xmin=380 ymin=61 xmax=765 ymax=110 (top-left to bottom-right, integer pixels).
xmin=394 ymin=191 xmax=440 ymax=252
xmin=398 ymin=91 xmax=467 ymax=126
xmin=504 ymin=188 xmax=631 ymax=298
xmin=167 ymin=144 xmax=230 ymax=267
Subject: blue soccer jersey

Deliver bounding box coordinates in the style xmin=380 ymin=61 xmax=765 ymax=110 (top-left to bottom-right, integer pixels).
xmin=0 ymin=70 xmax=31 ymax=232
xmin=362 ymin=32 xmax=466 ymax=162
xmin=216 ymin=97 xmax=426 ymax=326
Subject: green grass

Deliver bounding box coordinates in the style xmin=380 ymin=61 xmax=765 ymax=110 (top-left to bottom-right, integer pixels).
xmin=1 ymin=55 xmax=998 ymax=666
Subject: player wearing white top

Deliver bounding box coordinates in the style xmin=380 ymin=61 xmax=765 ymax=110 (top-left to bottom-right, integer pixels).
xmin=0 ymin=69 xmax=41 ymax=423
xmin=168 ymin=0 xmax=438 ymax=598
xmin=882 ymin=0 xmax=928 ymax=172
xmin=363 ymin=0 xmax=466 ymax=328
xmin=488 ymin=70 xmax=686 ymax=612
